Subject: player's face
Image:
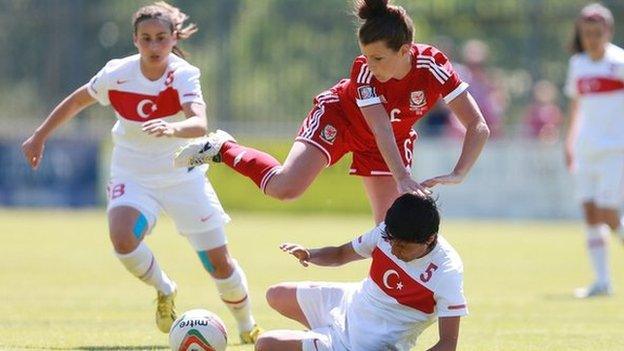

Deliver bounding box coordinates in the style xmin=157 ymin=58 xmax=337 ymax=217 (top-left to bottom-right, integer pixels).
xmin=579 ymin=20 xmax=611 ymax=56
xmin=133 ymin=19 xmax=177 ymax=67
xmin=388 ymin=236 xmax=434 ymax=262
xmin=359 ymin=41 xmax=411 ymax=82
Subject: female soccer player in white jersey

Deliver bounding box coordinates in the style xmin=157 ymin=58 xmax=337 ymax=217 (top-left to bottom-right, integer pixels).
xmin=255 ymin=194 xmax=467 ymax=351
xmin=564 ymin=3 xmax=624 ymax=298
xmin=175 ymin=0 xmax=490 ymax=224
xmin=21 ymin=2 xmax=261 ymax=342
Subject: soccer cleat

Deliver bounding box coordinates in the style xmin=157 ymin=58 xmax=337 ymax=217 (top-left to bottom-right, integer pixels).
xmin=156 ymin=290 xmax=177 ymax=333
xmin=174 ymin=130 xmax=236 ymax=168
xmin=239 ymin=324 xmax=263 ymax=344
xmin=574 ymin=283 xmax=612 ymax=298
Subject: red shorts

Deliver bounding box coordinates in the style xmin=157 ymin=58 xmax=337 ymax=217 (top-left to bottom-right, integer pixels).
xmin=295 ymin=94 xmax=417 ymax=177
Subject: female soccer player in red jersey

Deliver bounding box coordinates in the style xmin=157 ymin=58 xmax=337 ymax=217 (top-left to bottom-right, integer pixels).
xmin=176 ymin=0 xmax=490 ymax=223
xmin=21 ymin=2 xmax=261 ymax=342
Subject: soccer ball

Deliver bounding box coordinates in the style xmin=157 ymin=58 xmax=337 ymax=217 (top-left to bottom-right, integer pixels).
xmin=169 ymin=309 xmax=228 ymax=351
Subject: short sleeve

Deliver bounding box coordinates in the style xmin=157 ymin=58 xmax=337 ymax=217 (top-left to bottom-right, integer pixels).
xmin=174 ymin=66 xmax=206 ymax=106
xmin=351 ymin=223 xmax=384 ymax=258
xmin=87 ymin=59 xmax=118 ymax=106
xmin=415 ymin=48 xmax=468 ymax=104
xmin=564 ymin=56 xmax=578 ymax=98
xmin=434 ymin=271 xmax=468 ymax=318
xmin=349 ymin=57 xmax=383 ymax=107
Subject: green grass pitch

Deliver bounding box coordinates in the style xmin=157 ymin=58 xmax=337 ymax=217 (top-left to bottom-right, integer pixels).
xmin=1 ymin=210 xmax=623 ymax=350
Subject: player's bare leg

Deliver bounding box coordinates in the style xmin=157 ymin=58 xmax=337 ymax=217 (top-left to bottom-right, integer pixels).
xmin=263 ymin=142 xmax=327 ymax=200
xmin=175 ymin=134 xmax=327 ymax=200
xmin=362 ymin=176 xmax=401 ymax=224
xmin=108 ymin=206 xmax=177 ymax=332
xmin=598 ymin=207 xmax=624 ymax=240
xmin=576 ymin=201 xmax=612 ymax=298
xmin=265 ymin=283 xmax=310 ymax=328
xmin=195 ymin=239 xmax=261 ymax=343
xmin=260 ymin=284 xmax=332 ymax=351
xmin=583 ymin=202 xmax=600 ymax=226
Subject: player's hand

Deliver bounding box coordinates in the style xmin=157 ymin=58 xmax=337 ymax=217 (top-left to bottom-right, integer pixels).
xmin=279 ymin=243 xmax=311 ymax=267
xmin=421 ymin=171 xmax=465 ymax=188
xmin=21 ymin=134 xmax=46 ymax=170
xmin=142 ymin=119 xmax=175 ymax=137
xmin=396 ymin=175 xmax=431 ymax=197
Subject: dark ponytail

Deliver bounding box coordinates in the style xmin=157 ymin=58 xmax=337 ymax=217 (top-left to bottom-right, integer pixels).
xmin=354 ymin=0 xmax=413 ymax=51
xmin=356 ymin=0 xmax=389 ymax=20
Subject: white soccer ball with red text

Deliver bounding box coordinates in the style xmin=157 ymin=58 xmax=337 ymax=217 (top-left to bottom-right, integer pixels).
xmin=169 ymin=309 xmax=228 ymax=351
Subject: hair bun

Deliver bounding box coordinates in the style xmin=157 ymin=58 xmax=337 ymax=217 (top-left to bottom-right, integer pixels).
xmin=357 ymin=0 xmax=389 ymax=20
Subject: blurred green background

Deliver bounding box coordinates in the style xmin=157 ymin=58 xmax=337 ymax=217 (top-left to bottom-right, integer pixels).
xmin=3 ymin=0 xmax=622 ymax=134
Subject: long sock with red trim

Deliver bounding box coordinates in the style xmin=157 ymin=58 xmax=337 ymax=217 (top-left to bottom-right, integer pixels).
xmin=214 ymin=260 xmax=255 ymax=332
xmin=219 ymin=142 xmax=281 ymax=192
xmin=585 ymin=224 xmax=610 ymax=286
xmin=116 ymin=242 xmax=176 ymax=295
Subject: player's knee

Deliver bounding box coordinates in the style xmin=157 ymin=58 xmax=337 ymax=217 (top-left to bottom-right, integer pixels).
xmin=265 ymin=285 xmax=281 ymax=308
xmin=265 ymin=284 xmax=289 ymax=311
xmin=271 ymin=184 xmax=306 ymax=201
xmin=207 ymin=256 xmax=235 ymax=279
xmin=109 ymin=230 xmax=139 ymax=254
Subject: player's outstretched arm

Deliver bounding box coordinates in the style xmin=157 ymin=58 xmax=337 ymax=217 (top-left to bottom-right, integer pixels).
xmin=422 ymin=91 xmax=489 ymax=188
xmin=279 ymin=242 xmax=365 ymax=267
xmin=360 ymin=104 xmax=430 ymax=197
xmin=22 ymin=85 xmax=96 ymax=170
xmin=426 ymin=316 xmax=461 ymax=351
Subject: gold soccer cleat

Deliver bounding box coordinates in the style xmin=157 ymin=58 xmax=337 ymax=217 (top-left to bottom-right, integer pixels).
xmin=156 ymin=290 xmax=177 ymax=333
xmin=240 ymin=324 xmax=264 ymax=344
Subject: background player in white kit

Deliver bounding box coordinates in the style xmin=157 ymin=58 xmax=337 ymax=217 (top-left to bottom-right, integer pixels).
xmin=20 ymin=1 xmax=261 ymax=342
xmin=564 ymin=3 xmax=624 ymax=298
xmin=255 ymin=194 xmax=467 ymax=351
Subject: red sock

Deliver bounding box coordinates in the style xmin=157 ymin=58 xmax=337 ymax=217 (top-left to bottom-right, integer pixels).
xmin=220 ymin=142 xmax=282 ymax=192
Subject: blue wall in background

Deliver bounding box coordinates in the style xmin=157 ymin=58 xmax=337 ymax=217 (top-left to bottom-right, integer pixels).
xmin=0 ymin=139 xmax=99 ymax=207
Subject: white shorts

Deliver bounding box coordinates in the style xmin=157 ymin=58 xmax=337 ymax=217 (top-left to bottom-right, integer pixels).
xmin=296 ymin=282 xmax=358 ymax=351
xmin=575 ymin=152 xmax=624 ymax=208
xmin=106 ymin=174 xmax=231 ymax=250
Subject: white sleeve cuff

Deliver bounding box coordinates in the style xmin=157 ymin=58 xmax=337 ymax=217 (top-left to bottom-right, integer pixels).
xmin=86 ymin=83 xmax=109 ymax=106
xmin=442 ymin=82 xmax=469 ymax=104
xmin=351 ymin=241 xmax=369 ymax=258
xmin=180 ymin=96 xmax=206 ymax=106
xmin=356 ymin=96 xmax=382 ymax=107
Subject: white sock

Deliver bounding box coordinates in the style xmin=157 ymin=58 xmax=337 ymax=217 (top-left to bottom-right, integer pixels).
xmin=214 ymin=260 xmax=255 ymax=332
xmin=585 ymin=224 xmax=610 ymax=287
xmin=116 ymin=242 xmax=176 ymax=295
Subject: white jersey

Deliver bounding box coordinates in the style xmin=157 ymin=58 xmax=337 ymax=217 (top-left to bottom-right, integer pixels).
xmin=565 ymin=43 xmax=624 ymax=157
xmin=343 ymin=224 xmax=468 ymax=350
xmin=87 ymin=53 xmax=207 ymax=187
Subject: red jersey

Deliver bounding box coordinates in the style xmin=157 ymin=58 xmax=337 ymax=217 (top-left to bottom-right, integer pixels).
xmin=334 ymin=43 xmax=468 ymax=151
